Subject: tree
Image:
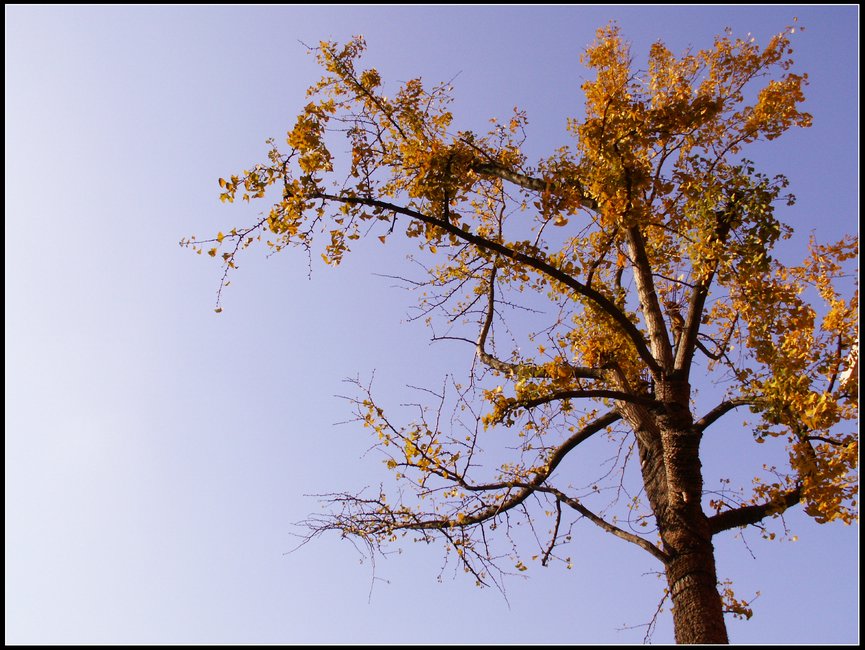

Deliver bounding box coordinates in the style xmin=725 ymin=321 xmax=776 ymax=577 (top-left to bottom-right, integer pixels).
xmin=183 ymin=24 xmax=858 ymax=644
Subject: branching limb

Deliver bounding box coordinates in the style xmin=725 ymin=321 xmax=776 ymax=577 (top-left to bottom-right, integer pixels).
xmin=611 ymin=142 xmax=671 ymax=373
xmin=299 ymin=411 xmax=627 ymax=555
xmin=428 ymin=412 xmax=624 ymax=502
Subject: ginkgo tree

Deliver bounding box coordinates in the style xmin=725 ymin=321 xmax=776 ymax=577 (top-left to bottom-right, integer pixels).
xmin=184 ymin=24 xmax=858 ymax=644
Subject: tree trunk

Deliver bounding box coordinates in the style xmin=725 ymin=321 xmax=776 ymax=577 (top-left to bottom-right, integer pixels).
xmin=621 ymin=376 xmax=730 ymax=643
xmin=655 ymin=379 xmax=729 ymax=643
xmin=664 ymin=522 xmax=729 ymax=643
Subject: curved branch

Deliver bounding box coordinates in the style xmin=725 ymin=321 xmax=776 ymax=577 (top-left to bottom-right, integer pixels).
xmin=708 ymin=488 xmax=802 ymax=535
xmin=476 ymin=265 xmax=602 ymax=380
xmin=694 ymin=397 xmax=759 ymax=434
xmin=551 ymin=488 xmax=668 ymax=563
xmin=694 ymin=338 xmax=722 ymax=361
xmin=315 ymin=191 xmax=662 ymax=375
xmin=544 ymin=409 xmax=623 ymax=471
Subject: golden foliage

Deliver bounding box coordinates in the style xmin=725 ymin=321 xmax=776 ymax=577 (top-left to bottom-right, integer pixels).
xmin=184 ymin=25 xmax=857 ymax=587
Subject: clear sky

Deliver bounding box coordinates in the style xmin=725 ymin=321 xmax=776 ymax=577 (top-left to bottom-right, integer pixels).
xmin=5 ymin=5 xmax=859 ymax=644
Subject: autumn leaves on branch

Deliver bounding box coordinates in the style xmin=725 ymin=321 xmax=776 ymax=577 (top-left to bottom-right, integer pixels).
xmin=184 ymin=25 xmax=857 ymax=592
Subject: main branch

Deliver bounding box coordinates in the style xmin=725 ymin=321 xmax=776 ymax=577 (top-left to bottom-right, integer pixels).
xmin=315 ymin=191 xmax=663 ymax=375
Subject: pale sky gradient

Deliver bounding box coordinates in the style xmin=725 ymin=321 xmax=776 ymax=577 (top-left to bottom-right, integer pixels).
xmin=5 ymin=5 xmax=859 ymax=644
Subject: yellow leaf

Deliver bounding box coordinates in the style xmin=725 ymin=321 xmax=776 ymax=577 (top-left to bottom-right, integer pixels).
xmin=217 ymin=231 xmax=225 ymax=243
xmin=207 ymin=248 xmax=217 ymax=257
xmin=214 ymin=307 xmax=223 ymax=313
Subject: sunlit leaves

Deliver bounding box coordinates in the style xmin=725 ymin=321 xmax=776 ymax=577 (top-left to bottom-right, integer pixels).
xmin=719 ymin=579 xmax=759 ymax=620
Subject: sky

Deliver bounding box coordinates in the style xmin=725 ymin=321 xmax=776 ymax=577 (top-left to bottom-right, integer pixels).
xmin=4 ymin=5 xmax=859 ymax=644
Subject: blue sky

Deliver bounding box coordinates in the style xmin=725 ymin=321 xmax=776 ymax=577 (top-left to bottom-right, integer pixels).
xmin=5 ymin=5 xmax=858 ymax=644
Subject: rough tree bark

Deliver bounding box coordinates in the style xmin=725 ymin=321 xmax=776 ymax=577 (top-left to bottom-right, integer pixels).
xmin=656 ymin=380 xmax=728 ymax=644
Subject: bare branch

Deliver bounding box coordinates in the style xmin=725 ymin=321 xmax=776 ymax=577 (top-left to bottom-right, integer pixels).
xmin=694 ymin=398 xmax=759 ymax=434
xmin=431 ymin=335 xmax=477 ymax=346
xmin=708 ymin=488 xmax=802 ymax=536
xmin=434 ymin=411 xmax=623 ymax=499
xmin=541 ymin=499 xmax=563 ymax=567
xmin=695 ymin=313 xmax=740 ymax=363
xmin=675 ymin=279 xmax=713 ymax=374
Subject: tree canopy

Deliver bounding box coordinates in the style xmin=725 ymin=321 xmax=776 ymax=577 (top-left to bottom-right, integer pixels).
xmin=184 ymin=23 xmax=858 ymax=643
